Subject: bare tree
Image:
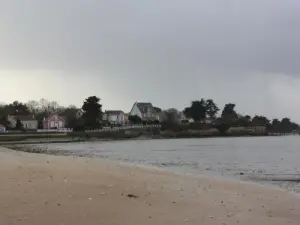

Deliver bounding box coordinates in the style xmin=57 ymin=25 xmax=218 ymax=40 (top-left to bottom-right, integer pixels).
xmin=26 ymin=100 xmax=40 ymax=114
xmin=163 ymin=108 xmax=181 ymax=124
xmin=39 ymin=98 xmax=61 ymax=114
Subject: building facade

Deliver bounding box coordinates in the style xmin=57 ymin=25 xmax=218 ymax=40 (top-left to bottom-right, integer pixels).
xmin=129 ymin=102 xmax=160 ymax=121
xmin=43 ymin=114 xmax=66 ymax=129
xmin=7 ymin=115 xmax=38 ymax=130
xmin=103 ymin=110 xmax=125 ymax=124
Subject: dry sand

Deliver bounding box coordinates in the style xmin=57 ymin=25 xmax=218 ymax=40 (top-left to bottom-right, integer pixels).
xmin=0 ymin=146 xmax=299 ymax=225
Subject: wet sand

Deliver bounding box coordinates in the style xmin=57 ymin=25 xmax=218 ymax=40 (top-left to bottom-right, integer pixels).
xmin=0 ymin=146 xmax=299 ymax=225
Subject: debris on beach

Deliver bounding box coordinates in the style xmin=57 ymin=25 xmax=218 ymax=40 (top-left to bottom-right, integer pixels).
xmin=227 ymin=213 xmax=234 ymax=217
xmin=127 ymin=194 xmax=138 ymax=198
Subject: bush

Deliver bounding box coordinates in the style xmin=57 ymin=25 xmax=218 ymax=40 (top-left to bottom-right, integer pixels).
xmin=213 ymin=123 xmax=231 ymax=135
xmin=160 ymin=121 xmax=182 ymax=132
xmin=128 ymin=115 xmax=142 ymax=124
xmin=181 ymin=120 xmax=189 ymax=124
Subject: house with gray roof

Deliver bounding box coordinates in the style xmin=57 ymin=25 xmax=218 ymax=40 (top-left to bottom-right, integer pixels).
xmin=129 ymin=102 xmax=161 ymax=121
xmin=103 ymin=110 xmax=125 ymax=124
xmin=7 ymin=115 xmax=38 ymax=130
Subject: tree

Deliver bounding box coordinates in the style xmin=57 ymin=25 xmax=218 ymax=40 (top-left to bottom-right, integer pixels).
xmin=7 ymin=101 xmax=30 ymax=115
xmin=205 ymin=99 xmax=219 ymax=121
xmin=82 ymin=96 xmax=102 ymax=129
xmin=280 ymin=117 xmax=293 ymax=133
xmin=60 ymin=106 xmax=80 ymax=128
xmin=291 ymin=122 xmax=299 ymax=132
xmin=38 ymin=119 xmax=44 ymax=129
xmin=0 ymin=115 xmax=10 ymax=127
xmin=184 ymin=99 xmax=206 ymax=122
xmin=221 ymin=103 xmax=238 ymax=123
xmin=163 ymin=108 xmax=181 ymax=124
xmin=128 ymin=115 xmax=142 ymax=124
xmin=271 ymin=118 xmax=281 ymax=132
xmin=39 ymin=98 xmax=62 ymax=114
xmin=214 ymin=103 xmax=238 ymax=134
xmin=251 ymin=115 xmax=272 ymax=131
xmin=214 ymin=118 xmax=231 ymax=134
xmin=153 ymin=107 xmax=162 ymax=113
xmin=236 ymin=115 xmax=251 ymax=127
xmin=73 ymin=117 xmax=85 ymax=131
xmin=269 ymin=118 xmax=299 ymax=133
xmin=0 ymin=105 xmax=9 ymax=124
xmin=251 ymin=115 xmax=270 ymax=126
xmin=16 ymin=118 xmax=23 ymax=129
xmin=244 ymin=115 xmax=251 ymax=122
xmin=26 ymin=100 xmax=40 ymax=115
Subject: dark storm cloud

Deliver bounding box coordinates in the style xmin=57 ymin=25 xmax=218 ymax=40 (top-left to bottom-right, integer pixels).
xmin=1 ymin=0 xmax=300 ymax=121
xmin=1 ymin=0 xmax=300 ymax=74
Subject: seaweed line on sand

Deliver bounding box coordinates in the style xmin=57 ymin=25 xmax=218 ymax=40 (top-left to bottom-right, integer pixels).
xmin=2 ymin=145 xmax=91 ymax=158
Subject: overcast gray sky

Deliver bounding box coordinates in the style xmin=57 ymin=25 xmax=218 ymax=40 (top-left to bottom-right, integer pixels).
xmin=1 ymin=0 xmax=300 ymax=121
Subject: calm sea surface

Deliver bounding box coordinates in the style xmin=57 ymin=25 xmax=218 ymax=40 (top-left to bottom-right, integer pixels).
xmin=35 ymin=136 xmax=300 ymax=192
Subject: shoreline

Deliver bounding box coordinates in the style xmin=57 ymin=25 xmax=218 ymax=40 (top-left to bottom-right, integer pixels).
xmin=0 ymin=134 xmax=286 ymax=146
xmin=0 ymin=130 xmax=290 ymax=144
xmin=0 ymin=147 xmax=300 ymax=225
xmin=3 ymin=141 xmax=300 ymax=195
xmin=1 ymin=146 xmax=300 ymax=224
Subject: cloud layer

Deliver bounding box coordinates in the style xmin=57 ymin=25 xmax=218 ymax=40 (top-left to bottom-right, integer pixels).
xmin=1 ymin=0 xmax=300 ymax=121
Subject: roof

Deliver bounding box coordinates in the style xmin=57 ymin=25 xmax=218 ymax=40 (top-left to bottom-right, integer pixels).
xmin=61 ymin=116 xmax=67 ymax=122
xmin=136 ymin=102 xmax=153 ymax=113
xmin=44 ymin=113 xmax=65 ymax=121
xmin=105 ymin=110 xmax=124 ymax=115
xmin=9 ymin=115 xmax=36 ymax=121
xmin=153 ymin=107 xmax=162 ymax=113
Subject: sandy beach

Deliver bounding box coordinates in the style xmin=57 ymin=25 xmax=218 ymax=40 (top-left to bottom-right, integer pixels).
xmin=0 ymin=146 xmax=299 ymax=225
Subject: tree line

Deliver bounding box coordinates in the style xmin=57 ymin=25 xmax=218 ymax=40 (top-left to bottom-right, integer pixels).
xmin=179 ymin=99 xmax=299 ymax=134
xmin=0 ymin=96 xmax=299 ymax=134
xmin=0 ymin=97 xmax=103 ymax=130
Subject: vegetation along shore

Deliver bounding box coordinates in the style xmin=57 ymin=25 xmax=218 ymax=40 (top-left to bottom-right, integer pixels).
xmin=0 ymin=96 xmax=299 ymax=144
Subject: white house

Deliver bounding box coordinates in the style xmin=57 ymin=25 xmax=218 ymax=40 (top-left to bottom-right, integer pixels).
xmin=7 ymin=115 xmax=38 ymax=130
xmin=129 ymin=102 xmax=160 ymax=121
xmin=102 ymin=110 xmax=125 ymax=124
